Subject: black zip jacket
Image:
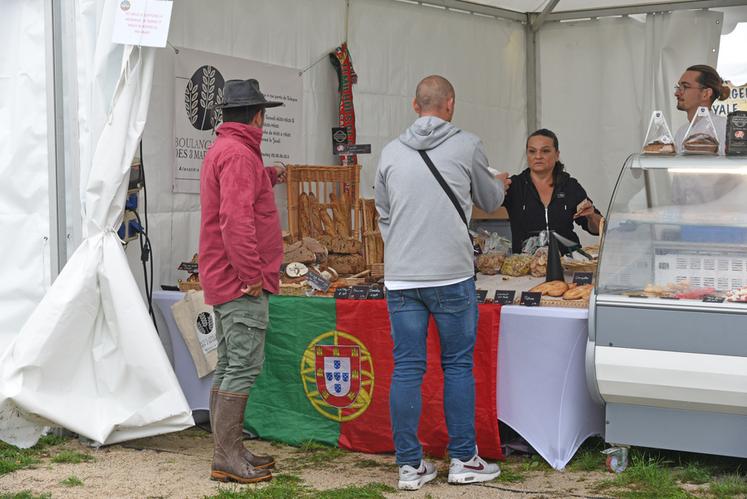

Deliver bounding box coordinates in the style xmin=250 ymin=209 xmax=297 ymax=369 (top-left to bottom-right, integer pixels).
xmin=503 ymin=168 xmax=600 ymax=253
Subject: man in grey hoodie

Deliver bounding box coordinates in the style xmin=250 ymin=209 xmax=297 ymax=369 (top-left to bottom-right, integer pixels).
xmin=375 ymin=75 xmax=508 ymax=491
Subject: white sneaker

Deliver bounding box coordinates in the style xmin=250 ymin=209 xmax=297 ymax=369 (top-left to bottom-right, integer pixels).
xmin=398 ymin=459 xmax=437 ymax=490
xmin=448 ymin=454 xmax=501 ymax=484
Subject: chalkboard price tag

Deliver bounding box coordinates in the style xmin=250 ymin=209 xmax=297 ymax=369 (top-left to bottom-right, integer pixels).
xmin=350 ymin=285 xmax=370 ymax=300
xmin=520 ymin=291 xmax=542 ymax=307
xmin=334 ymin=287 xmax=351 ymax=299
xmin=476 ymin=289 xmax=488 ymax=304
xmin=573 ymin=272 xmax=593 ymax=285
xmin=306 ymin=271 xmax=331 ymax=293
xmin=178 ymin=262 xmax=199 ymax=273
xmin=702 ymin=295 xmax=725 ymax=303
xmin=367 ymin=287 xmax=385 ymax=300
xmin=493 ymin=290 xmax=516 ymax=305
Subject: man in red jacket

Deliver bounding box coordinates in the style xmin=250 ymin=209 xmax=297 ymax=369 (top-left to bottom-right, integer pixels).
xmin=199 ymin=79 xmax=284 ymax=484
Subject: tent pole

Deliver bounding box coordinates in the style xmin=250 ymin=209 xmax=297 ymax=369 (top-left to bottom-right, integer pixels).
xmin=525 ymin=13 xmax=537 ymax=134
xmin=44 ymin=0 xmax=67 ymax=281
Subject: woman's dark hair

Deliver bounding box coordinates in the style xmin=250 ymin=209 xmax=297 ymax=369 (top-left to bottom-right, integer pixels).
xmin=688 ymin=64 xmax=730 ymax=104
xmin=527 ymin=128 xmax=565 ymax=185
xmin=222 ymin=105 xmax=264 ymax=124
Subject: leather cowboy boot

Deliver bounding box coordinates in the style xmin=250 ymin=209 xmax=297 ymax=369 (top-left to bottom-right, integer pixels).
xmin=210 ymin=391 xmax=272 ymax=483
xmin=211 ymin=386 xmax=275 ymax=469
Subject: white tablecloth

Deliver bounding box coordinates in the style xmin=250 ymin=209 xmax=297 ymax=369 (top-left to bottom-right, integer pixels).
xmin=498 ymin=305 xmax=604 ymax=470
xmin=153 ymin=291 xmax=603 ymax=469
xmin=153 ymin=291 xmax=212 ymax=412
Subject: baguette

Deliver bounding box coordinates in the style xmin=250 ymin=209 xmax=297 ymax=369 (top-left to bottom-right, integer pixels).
xmin=299 ymin=192 xmax=312 ymax=238
xmin=330 ymin=193 xmax=349 ymax=237
xmin=319 ymin=207 xmax=337 ymax=237
xmin=307 ymin=192 xmax=324 ymax=237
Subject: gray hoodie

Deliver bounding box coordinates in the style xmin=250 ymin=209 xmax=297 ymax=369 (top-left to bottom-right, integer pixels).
xmin=375 ymin=116 xmax=504 ymax=281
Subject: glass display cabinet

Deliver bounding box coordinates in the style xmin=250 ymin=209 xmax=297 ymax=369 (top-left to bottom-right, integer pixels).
xmin=586 ymin=153 xmax=747 ymax=459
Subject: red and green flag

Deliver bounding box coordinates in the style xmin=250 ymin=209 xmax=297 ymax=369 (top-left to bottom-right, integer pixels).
xmin=244 ymin=296 xmax=503 ymax=460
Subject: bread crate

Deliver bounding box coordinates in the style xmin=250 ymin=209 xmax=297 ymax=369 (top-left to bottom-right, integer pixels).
xmin=286 ymin=165 xmax=361 ymax=242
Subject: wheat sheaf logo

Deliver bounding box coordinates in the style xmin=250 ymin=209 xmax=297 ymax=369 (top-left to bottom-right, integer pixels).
xmin=301 ymin=331 xmax=374 ymax=422
xmin=184 ymin=65 xmax=225 ymax=131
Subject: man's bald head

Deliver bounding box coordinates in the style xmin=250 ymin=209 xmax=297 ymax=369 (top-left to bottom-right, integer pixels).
xmin=413 ymin=75 xmax=455 ymax=121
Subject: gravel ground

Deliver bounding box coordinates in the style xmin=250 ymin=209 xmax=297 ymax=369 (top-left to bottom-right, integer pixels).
xmin=0 ymin=428 xmax=620 ymax=498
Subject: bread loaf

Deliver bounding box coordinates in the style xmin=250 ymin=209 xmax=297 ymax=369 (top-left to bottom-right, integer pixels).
xmin=330 ymin=193 xmax=349 ymax=237
xmin=326 ymin=254 xmax=366 ymax=275
xmin=319 ymin=207 xmax=336 ymax=237
xmin=563 ymin=284 xmax=593 ymax=300
xmin=529 ymin=280 xmax=568 ymax=297
xmin=317 ymin=235 xmax=362 ymax=254
xmin=283 ymin=241 xmax=315 ymax=264
xmin=299 ymin=192 xmax=312 ymax=238
xmin=308 ymin=192 xmax=324 ymax=237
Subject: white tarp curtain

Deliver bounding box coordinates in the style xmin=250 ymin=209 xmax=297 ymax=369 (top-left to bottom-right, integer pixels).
xmin=0 ymin=0 xmax=193 ymax=448
xmin=0 ymin=0 xmax=53 ymax=355
xmin=537 ymin=9 xmax=722 ymax=246
xmin=130 ymin=0 xmax=527 ymax=290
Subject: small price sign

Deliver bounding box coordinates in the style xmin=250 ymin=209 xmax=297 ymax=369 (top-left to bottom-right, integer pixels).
xmin=306 ymin=271 xmax=331 ymax=293
xmin=493 ymin=290 xmax=516 ymax=305
xmin=350 ymin=285 xmax=370 ymax=300
xmin=702 ymin=295 xmax=725 ymax=303
xmin=476 ymin=289 xmax=488 ymax=304
xmin=573 ymin=272 xmax=593 ymax=285
xmin=367 ymin=287 xmax=385 ymax=300
xmin=334 ymin=287 xmax=351 ymax=299
xmin=520 ymin=291 xmax=542 ymax=307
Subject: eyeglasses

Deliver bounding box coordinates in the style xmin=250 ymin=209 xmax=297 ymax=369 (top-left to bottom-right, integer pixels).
xmin=674 ymin=83 xmax=706 ymax=92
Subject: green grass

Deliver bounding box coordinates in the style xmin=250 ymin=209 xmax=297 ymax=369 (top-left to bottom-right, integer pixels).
xmin=674 ymin=462 xmax=711 ymax=485
xmin=0 ymin=493 xmax=52 ymax=499
xmin=206 ymin=474 xmax=393 ymax=499
xmin=567 ymin=437 xmax=606 ymax=472
xmin=0 ymin=434 xmax=70 ymax=476
xmin=352 ymin=458 xmax=389 ymax=469
xmin=592 ymin=451 xmax=691 ymax=499
xmin=495 ymin=465 xmax=526 ymax=483
xmin=61 ymin=475 xmax=84 ymax=487
xmin=51 ymin=450 xmax=94 ymax=464
xmin=709 ymin=473 xmax=747 ymax=497
xmin=287 ymin=441 xmax=347 ymax=468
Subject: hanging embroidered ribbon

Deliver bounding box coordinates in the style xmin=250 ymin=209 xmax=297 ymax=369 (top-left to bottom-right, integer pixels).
xmin=329 ymin=43 xmax=358 ymax=166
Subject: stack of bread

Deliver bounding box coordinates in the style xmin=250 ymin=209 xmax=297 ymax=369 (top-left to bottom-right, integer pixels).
xmin=684 ymin=133 xmax=719 ymax=154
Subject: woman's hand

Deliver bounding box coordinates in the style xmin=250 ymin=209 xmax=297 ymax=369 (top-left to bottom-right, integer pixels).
xmin=495 ymin=172 xmax=511 ymax=193
xmin=574 ymin=199 xmax=594 ymax=219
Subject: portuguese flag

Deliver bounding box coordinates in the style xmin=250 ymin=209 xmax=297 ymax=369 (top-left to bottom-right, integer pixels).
xmin=244 ymin=296 xmax=503 ymax=460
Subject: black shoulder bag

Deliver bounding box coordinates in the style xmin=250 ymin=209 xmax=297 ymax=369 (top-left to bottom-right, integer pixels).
xmin=418 ymin=150 xmax=481 ymax=277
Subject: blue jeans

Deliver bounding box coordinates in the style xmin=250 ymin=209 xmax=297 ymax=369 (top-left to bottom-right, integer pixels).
xmin=386 ymin=278 xmax=478 ymax=466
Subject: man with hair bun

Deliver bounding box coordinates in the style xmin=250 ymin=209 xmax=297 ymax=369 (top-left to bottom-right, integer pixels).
xmin=375 ymin=75 xmax=508 ymax=491
xmin=674 ymin=64 xmax=730 ymax=155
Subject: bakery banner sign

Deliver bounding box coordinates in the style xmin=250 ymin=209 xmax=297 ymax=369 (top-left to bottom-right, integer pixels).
xmin=712 ymin=82 xmax=747 ymax=117
xmin=173 ymin=48 xmax=303 ymax=193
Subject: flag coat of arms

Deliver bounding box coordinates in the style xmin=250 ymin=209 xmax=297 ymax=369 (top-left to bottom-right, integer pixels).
xmin=316 ymin=345 xmax=360 ymax=408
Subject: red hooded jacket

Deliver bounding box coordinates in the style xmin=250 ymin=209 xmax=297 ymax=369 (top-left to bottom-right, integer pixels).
xmin=199 ymin=122 xmax=283 ymax=306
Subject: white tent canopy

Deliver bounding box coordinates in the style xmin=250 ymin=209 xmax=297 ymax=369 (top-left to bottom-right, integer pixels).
xmin=0 ymin=0 xmax=744 ymax=446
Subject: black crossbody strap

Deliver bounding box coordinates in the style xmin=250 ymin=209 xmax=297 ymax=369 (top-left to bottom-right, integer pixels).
xmin=418 ymin=150 xmax=469 ymax=229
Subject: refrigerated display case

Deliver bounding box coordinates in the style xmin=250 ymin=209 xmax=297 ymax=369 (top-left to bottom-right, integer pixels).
xmin=587 ymin=153 xmax=747 ymax=459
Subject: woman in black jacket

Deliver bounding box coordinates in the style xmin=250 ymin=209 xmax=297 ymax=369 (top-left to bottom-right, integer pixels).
xmin=504 ymin=129 xmax=602 ymax=254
